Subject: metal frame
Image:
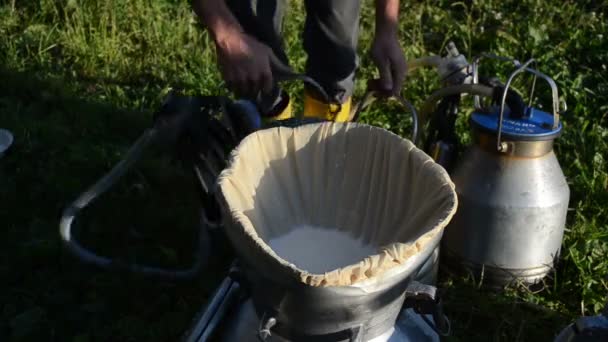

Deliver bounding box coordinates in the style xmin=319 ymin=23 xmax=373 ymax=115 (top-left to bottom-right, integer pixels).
xmin=59 ymin=127 xmax=212 ymax=279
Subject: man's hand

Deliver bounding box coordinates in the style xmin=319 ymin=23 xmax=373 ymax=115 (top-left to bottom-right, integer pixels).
xmin=193 ymin=0 xmax=273 ymax=98
xmin=371 ymin=29 xmax=407 ymax=95
xmin=215 ymin=31 xmax=274 ymax=98
xmin=372 ymin=0 xmax=407 ymax=95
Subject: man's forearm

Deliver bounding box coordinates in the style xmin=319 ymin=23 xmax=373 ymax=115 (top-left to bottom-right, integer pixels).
xmin=192 ymin=0 xmax=243 ymax=43
xmin=374 ymin=0 xmax=400 ymax=33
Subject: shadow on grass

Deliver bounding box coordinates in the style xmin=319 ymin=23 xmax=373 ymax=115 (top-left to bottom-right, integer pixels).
xmin=0 ymin=67 xmax=227 ymax=341
xmin=439 ymin=272 xmax=570 ymax=342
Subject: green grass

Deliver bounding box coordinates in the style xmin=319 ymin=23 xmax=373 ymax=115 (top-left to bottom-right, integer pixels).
xmin=0 ymin=0 xmax=607 ymax=341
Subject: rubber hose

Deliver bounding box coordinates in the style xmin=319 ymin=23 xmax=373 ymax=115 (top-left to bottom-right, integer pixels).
xmin=418 ymin=84 xmax=494 ymax=141
xmin=406 ymin=56 xmax=443 ymax=72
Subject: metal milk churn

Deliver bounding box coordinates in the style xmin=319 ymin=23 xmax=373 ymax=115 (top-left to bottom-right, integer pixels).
xmin=442 ymin=59 xmax=570 ymax=286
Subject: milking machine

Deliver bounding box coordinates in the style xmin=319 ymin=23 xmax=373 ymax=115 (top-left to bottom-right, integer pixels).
xmin=413 ymin=49 xmax=571 ymax=287
xmin=60 ymin=42 xmax=581 ymax=341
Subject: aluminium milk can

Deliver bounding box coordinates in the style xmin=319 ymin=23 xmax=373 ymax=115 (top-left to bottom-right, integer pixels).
xmin=442 ymin=63 xmax=570 ymax=286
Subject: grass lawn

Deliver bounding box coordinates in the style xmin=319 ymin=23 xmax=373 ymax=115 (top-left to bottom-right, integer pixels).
xmin=1 ymin=0 xmax=607 ymax=341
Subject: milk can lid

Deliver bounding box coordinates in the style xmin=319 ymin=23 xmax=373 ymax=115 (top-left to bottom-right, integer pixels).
xmin=471 ymin=107 xmax=562 ymax=141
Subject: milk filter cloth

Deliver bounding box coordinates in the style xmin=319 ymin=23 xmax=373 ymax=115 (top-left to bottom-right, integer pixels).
xmin=218 ymin=122 xmax=457 ymax=287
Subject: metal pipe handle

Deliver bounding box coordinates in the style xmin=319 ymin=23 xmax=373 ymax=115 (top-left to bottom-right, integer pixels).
xmin=351 ymin=79 xmax=419 ymax=144
xmin=471 ymin=53 xmax=562 ymax=151
xmin=497 ymin=58 xmax=561 ymax=151
xmin=267 ymin=53 xmax=341 ymax=115
xmin=59 ymin=128 xmax=210 ymax=279
xmin=471 ymin=53 xmax=523 ymax=109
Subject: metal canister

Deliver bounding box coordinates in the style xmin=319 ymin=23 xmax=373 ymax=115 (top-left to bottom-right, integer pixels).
xmin=442 ymin=60 xmax=570 ymax=286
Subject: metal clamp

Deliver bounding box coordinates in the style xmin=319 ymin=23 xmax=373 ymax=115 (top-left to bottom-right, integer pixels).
xmin=351 ymin=79 xmax=419 ymax=144
xmin=260 ymin=320 xmax=363 ymax=342
xmin=256 ymin=288 xmax=363 ymax=342
xmin=258 ymin=315 xmax=277 ymax=341
xmin=403 ymin=281 xmax=451 ymax=337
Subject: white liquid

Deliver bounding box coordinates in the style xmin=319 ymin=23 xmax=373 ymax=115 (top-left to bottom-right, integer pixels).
xmin=268 ymin=225 xmax=376 ymax=274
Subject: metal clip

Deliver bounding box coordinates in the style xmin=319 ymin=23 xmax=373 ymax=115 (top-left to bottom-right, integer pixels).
xmin=258 ymin=315 xmax=277 ymax=341
xmin=403 ymin=281 xmax=451 ymax=336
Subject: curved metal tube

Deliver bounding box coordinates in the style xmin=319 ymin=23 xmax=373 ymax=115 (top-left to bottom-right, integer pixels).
xmin=472 ymin=53 xmax=523 ymax=109
xmin=59 ymin=128 xmax=210 ymax=279
xmin=497 ymin=59 xmax=536 ymax=151
xmin=268 ymin=53 xmax=341 ymax=114
xmin=419 ymin=84 xmax=495 ymax=136
xmin=397 ymin=95 xmax=420 ymax=145
xmin=351 ymin=89 xmax=419 ymax=144
xmin=406 ymin=56 xmax=443 ymax=72
xmin=497 ymin=58 xmax=561 ymax=151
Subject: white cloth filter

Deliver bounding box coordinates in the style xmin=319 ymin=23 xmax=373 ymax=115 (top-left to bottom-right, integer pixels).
xmin=218 ymin=122 xmax=457 ymax=287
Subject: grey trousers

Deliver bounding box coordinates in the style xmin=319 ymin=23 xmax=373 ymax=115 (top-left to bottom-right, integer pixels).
xmin=225 ymin=0 xmax=361 ymax=103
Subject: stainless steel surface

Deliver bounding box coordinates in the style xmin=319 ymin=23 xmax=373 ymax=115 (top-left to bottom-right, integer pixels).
xmin=183 ymin=248 xmax=440 ymax=341
xmin=183 ymin=247 xmax=440 ymax=341
xmin=414 ymin=247 xmax=440 ymax=286
xmin=441 ymin=250 xmax=554 ymax=286
xmin=443 ymin=144 xmax=570 ymax=285
xmin=218 ymin=299 xmax=439 ymax=342
xmin=234 ymin=231 xmax=443 ymax=341
xmin=474 ymin=131 xmax=555 ymax=158
xmin=187 ymin=275 xmax=445 ymax=341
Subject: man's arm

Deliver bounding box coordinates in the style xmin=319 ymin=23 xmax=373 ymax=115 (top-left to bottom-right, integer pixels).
xmin=375 ymin=0 xmax=400 ymax=33
xmin=192 ymin=0 xmax=273 ymax=97
xmin=193 ymin=0 xmax=243 ymax=45
xmin=371 ymin=0 xmax=407 ymax=95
